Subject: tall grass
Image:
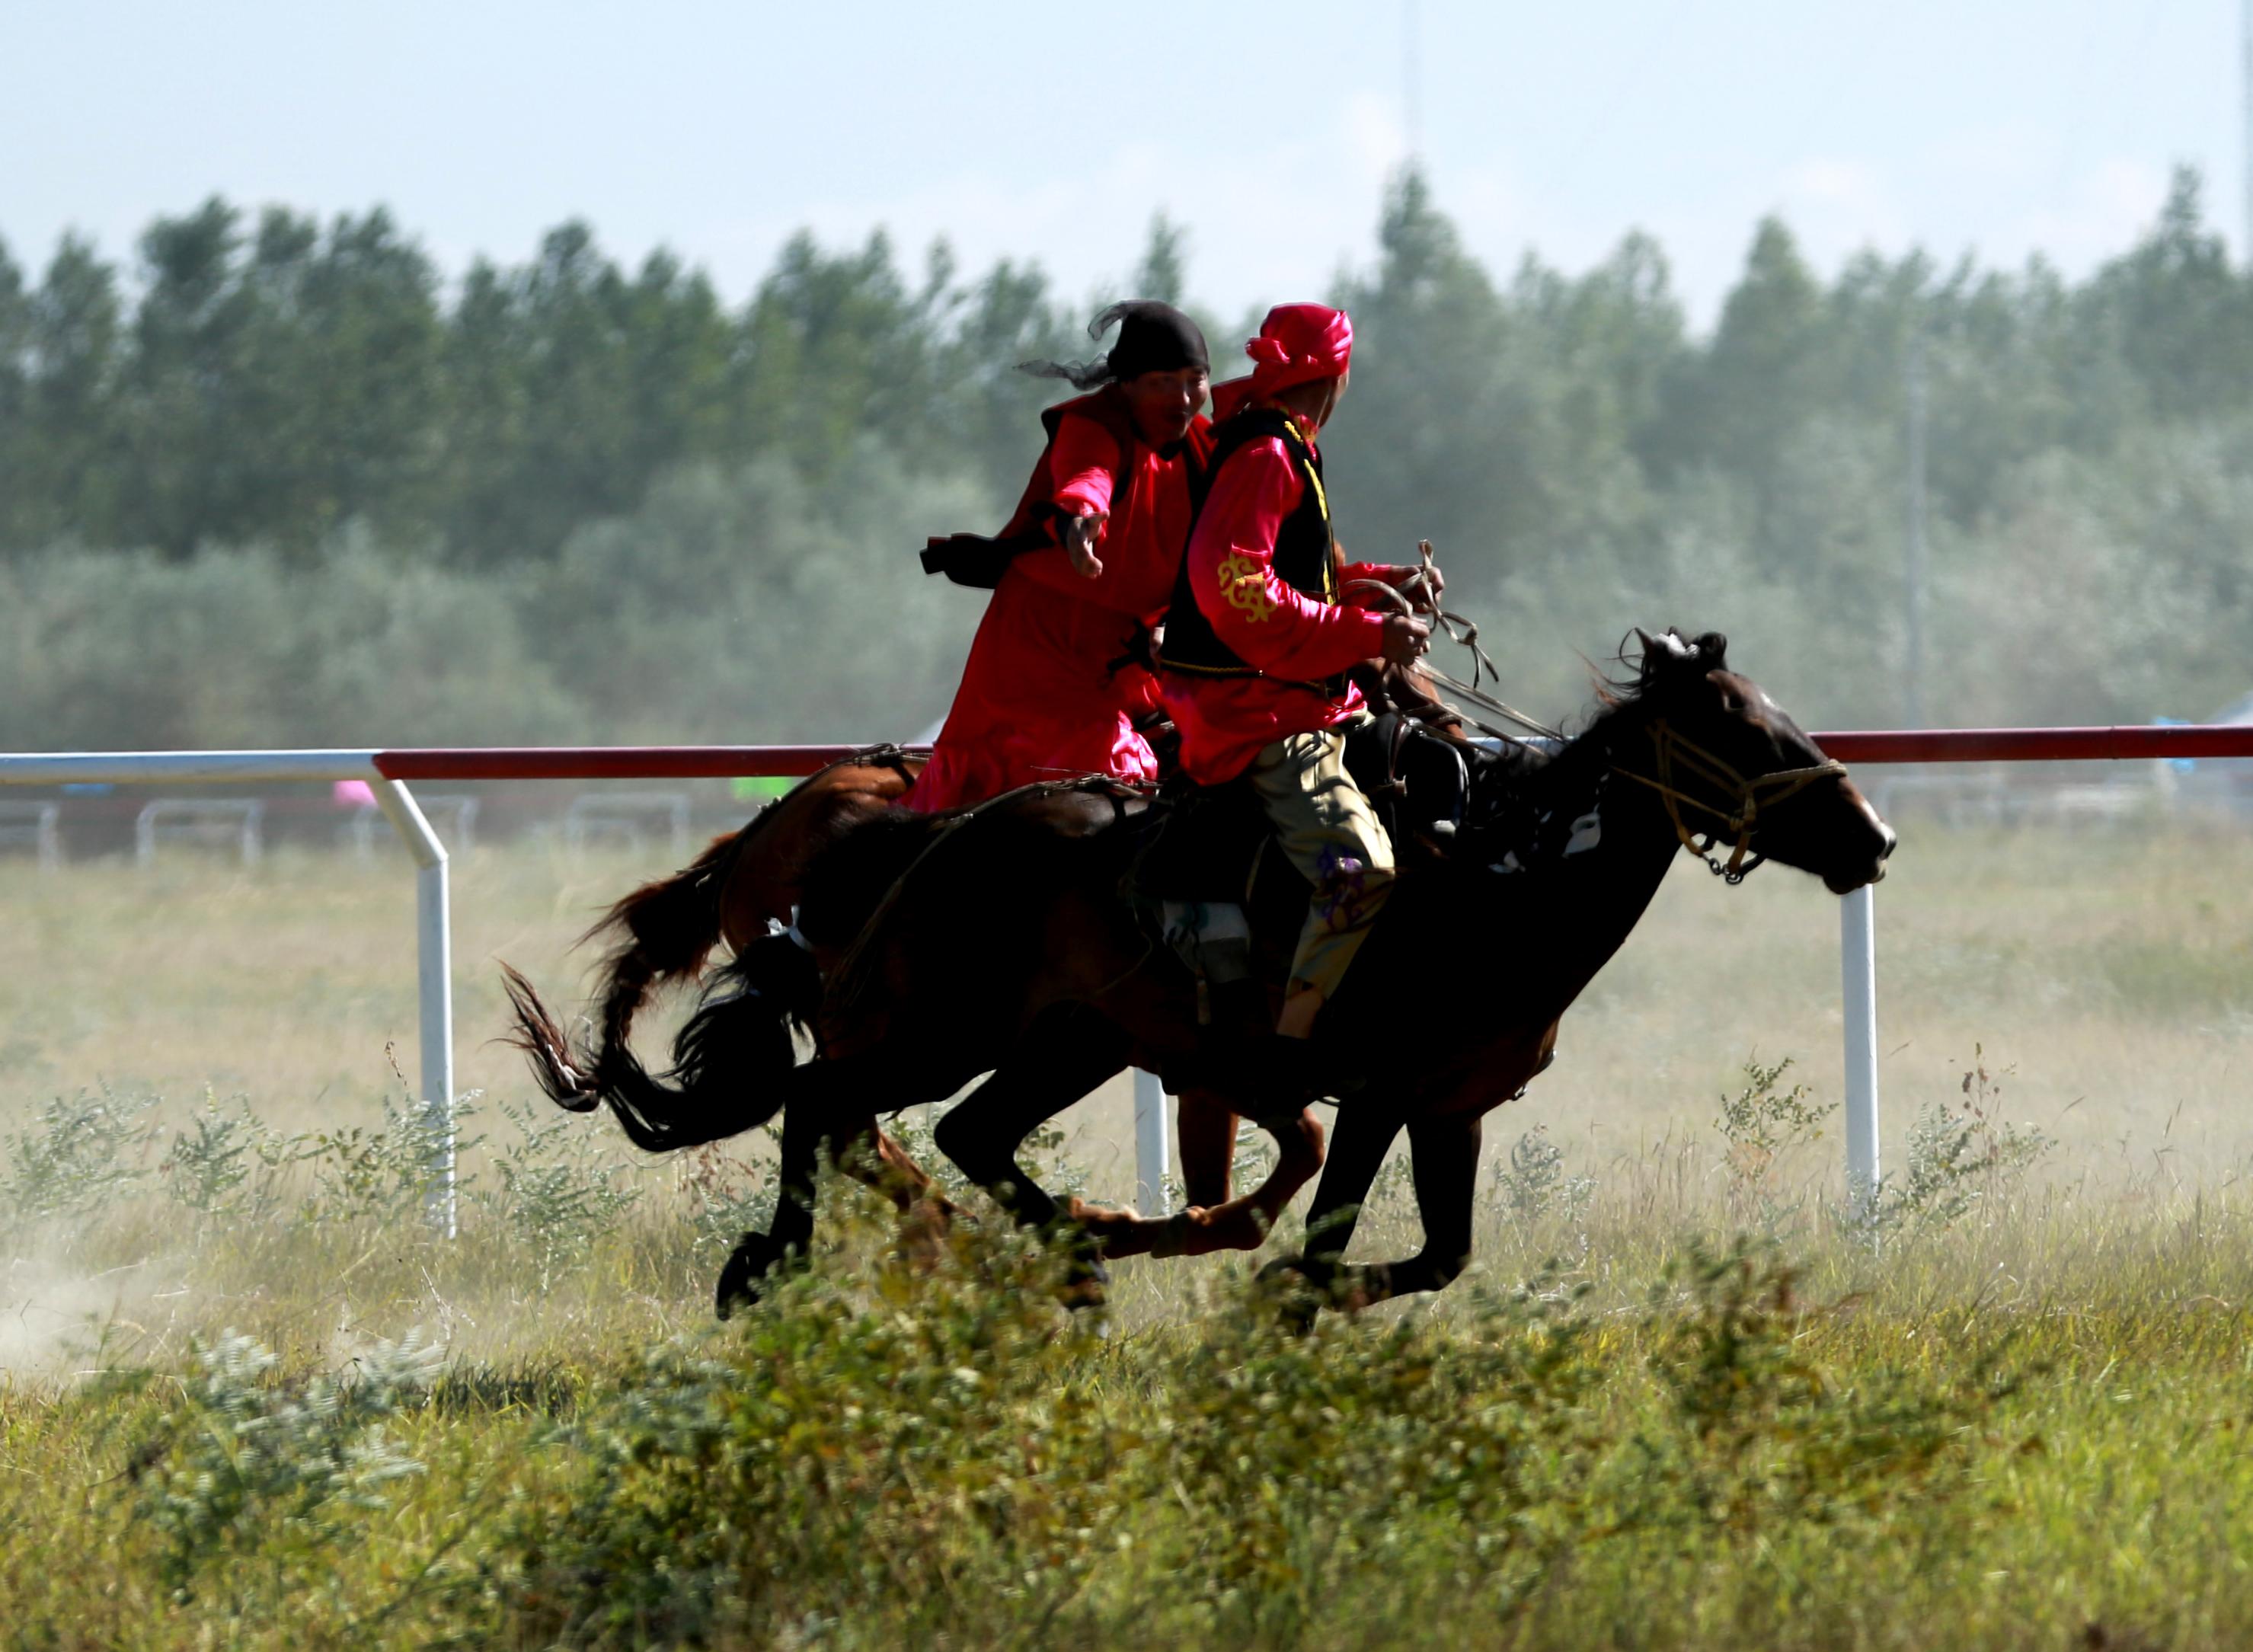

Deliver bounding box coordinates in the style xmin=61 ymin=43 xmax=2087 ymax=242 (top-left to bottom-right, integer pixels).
xmin=2 ymin=1070 xmax=2251 ymax=1647
xmin=0 ymin=821 xmax=2248 ymax=1645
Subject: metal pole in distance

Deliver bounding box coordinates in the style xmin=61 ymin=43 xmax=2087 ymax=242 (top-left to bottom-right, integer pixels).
xmin=1131 ymin=1068 xmax=1172 ymax=1217
xmin=1840 ymin=884 xmax=1881 ymax=1217
xmin=1903 ymin=334 xmax=1929 ymax=731
xmin=372 ymin=778 xmax=457 ymax=1237
xmin=2243 ymin=0 xmax=2253 ymax=269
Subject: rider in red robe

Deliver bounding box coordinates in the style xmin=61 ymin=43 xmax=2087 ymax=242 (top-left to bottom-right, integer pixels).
xmin=1158 ymin=303 xmax=1433 ymax=1054
xmin=903 ymin=302 xmax=1213 ymax=813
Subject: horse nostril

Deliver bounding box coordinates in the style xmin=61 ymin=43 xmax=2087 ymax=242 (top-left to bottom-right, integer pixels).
xmin=1880 ymin=823 xmax=1898 ymax=858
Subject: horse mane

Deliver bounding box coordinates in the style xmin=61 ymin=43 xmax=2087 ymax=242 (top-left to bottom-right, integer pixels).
xmin=1573 ymin=625 xmax=1728 ymax=729
xmin=1387 ymin=625 xmax=1721 ymax=800
xmin=1456 ymin=626 xmax=1727 ymax=822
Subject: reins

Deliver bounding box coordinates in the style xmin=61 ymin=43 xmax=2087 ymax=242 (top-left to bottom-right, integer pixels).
xmin=1609 ymin=719 xmax=1846 ymax=884
xmin=1338 ymin=548 xmax=1846 ymax=884
xmin=1343 ymin=539 xmax=1566 ymax=750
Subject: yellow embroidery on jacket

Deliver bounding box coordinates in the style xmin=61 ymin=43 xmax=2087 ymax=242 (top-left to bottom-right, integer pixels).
xmin=1216 ymin=552 xmax=1277 ymax=621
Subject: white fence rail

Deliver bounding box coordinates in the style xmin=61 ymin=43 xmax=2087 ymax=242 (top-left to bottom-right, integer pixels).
xmin=8 ymin=728 xmax=2245 ymax=1232
xmin=347 ymin=794 xmax=479 ymax=861
xmin=0 ymin=750 xmax=455 ymax=1235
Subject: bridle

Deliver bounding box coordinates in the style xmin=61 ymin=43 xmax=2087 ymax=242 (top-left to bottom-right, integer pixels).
xmin=1609 ymin=718 xmax=1847 ymax=884
xmin=1337 ymin=560 xmax=1846 ymax=883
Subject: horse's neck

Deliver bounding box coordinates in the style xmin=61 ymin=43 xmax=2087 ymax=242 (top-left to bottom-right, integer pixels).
xmin=1465 ymin=714 xmax=1684 ymax=1018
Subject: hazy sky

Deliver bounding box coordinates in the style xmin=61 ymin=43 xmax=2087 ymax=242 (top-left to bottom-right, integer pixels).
xmin=5 ymin=1 xmax=2246 ymax=328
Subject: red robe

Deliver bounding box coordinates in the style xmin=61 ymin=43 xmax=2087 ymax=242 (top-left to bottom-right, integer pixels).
xmin=902 ymin=389 xmax=1210 ymax=812
xmin=1158 ymin=414 xmax=1390 ymax=785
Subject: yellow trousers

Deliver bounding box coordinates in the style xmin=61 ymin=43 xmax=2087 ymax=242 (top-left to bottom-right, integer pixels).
xmin=1243 ymin=716 xmax=1395 ymax=1014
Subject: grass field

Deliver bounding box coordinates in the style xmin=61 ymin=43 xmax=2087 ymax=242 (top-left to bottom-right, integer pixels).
xmin=2 ymin=815 xmax=2251 ymax=1647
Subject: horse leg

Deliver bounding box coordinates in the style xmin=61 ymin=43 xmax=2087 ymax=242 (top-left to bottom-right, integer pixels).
xmin=714 ymin=1078 xmax=829 ymax=1318
xmin=1175 ymin=1089 xmax=1239 ymax=1207
xmin=1257 ymin=1100 xmax=1404 ymax=1331
xmin=820 ymin=1118 xmax=936 ymax=1209
xmin=1335 ymin=1113 xmax=1484 ymax=1312
xmin=869 ymin=1125 xmax=961 ymax=1256
xmin=1149 ymin=1105 xmax=1326 ymax=1259
xmin=802 ymin=1110 xmax=957 ymax=1276
xmin=927 ymin=1008 xmax=1135 ymax=1302
xmin=714 ymin=1050 xmax=979 ymax=1318
xmin=931 ymin=1008 xmax=1127 ymax=1229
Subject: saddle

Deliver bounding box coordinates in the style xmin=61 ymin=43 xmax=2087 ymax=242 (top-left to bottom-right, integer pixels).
xmin=1132 ymin=712 xmax=1474 ymax=908
xmin=1120 ymin=711 xmax=1479 ymax=1034
xmin=1350 ymin=710 xmax=1472 ymax=850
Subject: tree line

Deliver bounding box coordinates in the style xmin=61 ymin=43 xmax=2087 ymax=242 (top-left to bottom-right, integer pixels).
xmin=0 ymin=199 xmax=1110 ymax=564
xmin=3 ymin=168 xmax=2251 ymax=749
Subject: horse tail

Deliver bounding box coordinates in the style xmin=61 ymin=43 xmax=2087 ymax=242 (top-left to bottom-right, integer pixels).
xmin=500 ymin=931 xmax=820 ymax=1152
xmin=575 ymin=825 xmax=761 ymax=1083
xmin=499 ymin=812 xmax=792 ymax=1148
xmin=564 ymin=748 xmax=918 ymax=1082
xmin=499 ymin=749 xmax=923 ymax=1151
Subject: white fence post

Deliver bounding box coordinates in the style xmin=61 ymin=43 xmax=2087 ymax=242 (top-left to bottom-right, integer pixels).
xmin=0 ymin=801 xmax=61 ymax=871
xmin=1132 ymin=1068 xmax=1171 ymax=1217
xmin=372 ymin=778 xmax=457 ymax=1237
xmin=1841 ymin=884 xmax=1881 ymax=1216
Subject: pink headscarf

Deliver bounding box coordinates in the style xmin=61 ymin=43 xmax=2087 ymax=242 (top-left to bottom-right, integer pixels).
xmin=1245 ymin=302 xmax=1353 ymax=398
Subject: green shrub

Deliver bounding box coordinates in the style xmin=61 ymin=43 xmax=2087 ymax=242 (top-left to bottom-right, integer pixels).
xmin=500 ymin=1224 xmax=1120 ymax=1645
xmin=302 ymin=1090 xmax=476 ymax=1230
xmin=129 ymin=1329 xmax=441 ymax=1601
xmin=1635 ymin=1238 xmax=2005 ymax=1538
xmin=1880 ymin=1046 xmax=2054 ymax=1232
xmin=677 ymin=1138 xmax=781 ymax=1266
xmin=484 ymin=1098 xmax=642 ymax=1292
xmin=3 ymin=1087 xmax=160 ymax=1223
xmin=160 ymin=1091 xmax=310 ymax=1221
xmin=492 ymin=1216 xmax=2002 ymax=1648
xmin=1490 ymin=1123 xmax=1596 ymax=1224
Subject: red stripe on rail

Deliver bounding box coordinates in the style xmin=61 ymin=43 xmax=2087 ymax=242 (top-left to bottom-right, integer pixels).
xmin=363 ymin=726 xmax=2253 ymax=782
xmin=371 ymin=746 xmax=924 ymax=781
xmin=1810 ymin=724 xmax=2253 ymax=764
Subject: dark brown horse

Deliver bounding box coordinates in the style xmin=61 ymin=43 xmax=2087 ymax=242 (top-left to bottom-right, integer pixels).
xmin=503 ymin=748 xmax=955 ymax=1213
xmin=623 ymin=629 xmax=1892 ymax=1319
xmin=503 ymin=749 xmax=1325 ymax=1307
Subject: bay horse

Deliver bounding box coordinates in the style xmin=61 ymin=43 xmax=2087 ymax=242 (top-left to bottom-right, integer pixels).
xmin=592 ymin=629 xmax=1891 ymax=1320
xmin=502 ymin=747 xmax=952 ymax=1213
xmin=503 ymin=752 xmax=1325 ymax=1305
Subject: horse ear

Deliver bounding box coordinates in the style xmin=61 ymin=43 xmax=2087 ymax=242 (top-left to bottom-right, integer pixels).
xmin=1630 ymin=627 xmax=1717 ymax=686
xmin=1629 ymin=630 xmax=1667 ymax=686
xmin=1638 ymin=628 xmax=1697 ymax=676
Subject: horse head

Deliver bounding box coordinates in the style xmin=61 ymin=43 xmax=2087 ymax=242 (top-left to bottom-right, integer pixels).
xmin=1619 ymin=628 xmax=1896 ymax=895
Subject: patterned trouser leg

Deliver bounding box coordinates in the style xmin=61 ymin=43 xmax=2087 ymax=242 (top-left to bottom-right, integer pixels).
xmin=1244 ymin=716 xmax=1396 ymax=1008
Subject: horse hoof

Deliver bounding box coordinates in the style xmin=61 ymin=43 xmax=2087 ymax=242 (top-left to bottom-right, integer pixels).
xmin=1053 ymin=1239 xmax=1112 ymax=1312
xmin=714 ymin=1232 xmax=788 ymax=1319
xmin=1255 ymin=1257 xmax=1325 ymax=1334
xmin=1149 ymin=1208 xmax=1204 ymax=1260
xmin=1057 ymin=1273 xmax=1110 ymax=1313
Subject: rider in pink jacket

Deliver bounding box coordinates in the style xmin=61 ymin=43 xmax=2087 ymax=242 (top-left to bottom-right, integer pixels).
xmin=1158 ymin=305 xmax=1433 ymax=1055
